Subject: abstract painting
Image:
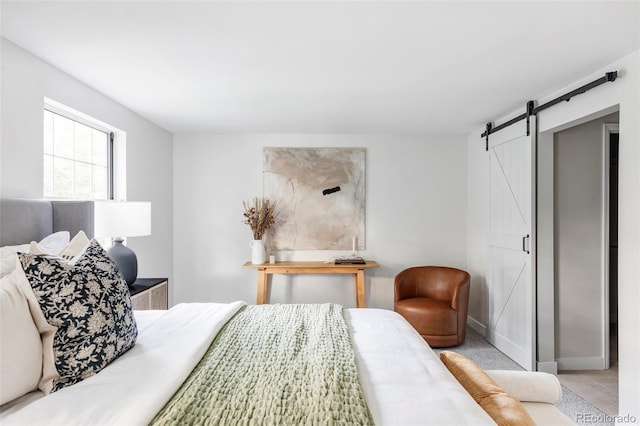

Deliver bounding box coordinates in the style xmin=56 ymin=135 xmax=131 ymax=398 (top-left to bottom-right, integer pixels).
xmin=263 ymin=147 xmax=365 ymax=250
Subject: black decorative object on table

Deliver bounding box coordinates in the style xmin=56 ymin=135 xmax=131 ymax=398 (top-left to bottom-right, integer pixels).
xmin=108 ymin=238 xmax=138 ymax=286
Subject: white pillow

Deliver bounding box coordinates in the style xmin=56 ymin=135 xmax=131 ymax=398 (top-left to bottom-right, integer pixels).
xmin=0 ymin=261 xmax=44 ymax=405
xmin=0 ymin=244 xmax=30 ymax=278
xmin=34 ymin=231 xmax=70 ymax=254
xmin=486 ymin=370 xmax=563 ymax=404
xmin=0 ymin=244 xmax=30 ymax=255
xmin=30 ymin=231 xmax=90 ymax=260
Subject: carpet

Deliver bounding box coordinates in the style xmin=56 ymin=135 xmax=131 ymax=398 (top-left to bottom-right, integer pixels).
xmin=434 ymin=327 xmax=613 ymax=426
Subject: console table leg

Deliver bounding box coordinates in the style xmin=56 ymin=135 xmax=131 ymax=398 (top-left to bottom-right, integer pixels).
xmin=355 ymin=269 xmax=366 ymax=308
xmin=257 ymin=269 xmax=268 ymax=304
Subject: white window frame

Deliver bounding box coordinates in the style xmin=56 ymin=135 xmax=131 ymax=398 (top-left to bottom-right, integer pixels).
xmin=43 ymin=98 xmax=127 ymax=200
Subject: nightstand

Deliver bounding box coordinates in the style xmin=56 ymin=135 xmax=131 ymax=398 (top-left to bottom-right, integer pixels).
xmin=129 ymin=278 xmax=168 ymax=310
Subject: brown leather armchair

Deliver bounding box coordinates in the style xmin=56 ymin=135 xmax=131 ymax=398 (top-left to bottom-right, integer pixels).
xmin=394 ymin=266 xmax=470 ymax=347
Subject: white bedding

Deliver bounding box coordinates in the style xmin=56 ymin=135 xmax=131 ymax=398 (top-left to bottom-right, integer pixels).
xmin=0 ymin=309 xmax=172 ymax=418
xmin=1 ymin=304 xmax=494 ymax=426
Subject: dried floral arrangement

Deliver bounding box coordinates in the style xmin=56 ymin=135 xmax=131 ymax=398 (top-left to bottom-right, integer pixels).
xmin=242 ymin=197 xmax=277 ymax=240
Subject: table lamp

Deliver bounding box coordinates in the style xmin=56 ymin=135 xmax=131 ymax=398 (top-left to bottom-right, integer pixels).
xmin=94 ymin=201 xmax=151 ymax=285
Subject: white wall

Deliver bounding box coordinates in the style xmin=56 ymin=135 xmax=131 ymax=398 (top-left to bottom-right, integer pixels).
xmin=465 ymin=130 xmax=489 ymax=333
xmin=467 ymin=50 xmax=640 ymax=420
xmin=173 ymin=133 xmax=468 ymax=309
xmin=0 ymin=38 xmax=174 ymax=292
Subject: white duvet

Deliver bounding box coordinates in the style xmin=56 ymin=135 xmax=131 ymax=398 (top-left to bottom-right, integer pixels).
xmin=1 ymin=303 xmax=494 ymax=426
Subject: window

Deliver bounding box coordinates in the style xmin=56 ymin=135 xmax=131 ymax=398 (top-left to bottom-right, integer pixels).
xmin=43 ymin=109 xmax=113 ymax=199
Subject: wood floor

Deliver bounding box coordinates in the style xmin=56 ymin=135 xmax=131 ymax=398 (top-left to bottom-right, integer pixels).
xmin=556 ymin=323 xmax=618 ymax=416
xmin=557 ymin=366 xmax=618 ymax=416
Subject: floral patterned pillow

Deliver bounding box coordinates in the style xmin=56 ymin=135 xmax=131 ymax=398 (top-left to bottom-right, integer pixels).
xmin=19 ymin=239 xmax=137 ymax=392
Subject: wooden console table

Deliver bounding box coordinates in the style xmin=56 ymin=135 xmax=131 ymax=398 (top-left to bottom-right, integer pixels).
xmin=242 ymin=261 xmax=379 ymax=308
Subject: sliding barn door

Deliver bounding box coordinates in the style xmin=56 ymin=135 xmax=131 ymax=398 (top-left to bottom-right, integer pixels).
xmin=487 ymin=118 xmax=536 ymax=371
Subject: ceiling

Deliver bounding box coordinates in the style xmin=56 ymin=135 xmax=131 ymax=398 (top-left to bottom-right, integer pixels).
xmin=1 ymin=1 xmax=638 ymax=135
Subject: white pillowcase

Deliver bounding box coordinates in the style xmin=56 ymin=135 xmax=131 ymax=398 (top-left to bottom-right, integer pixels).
xmin=0 ymin=232 xmax=72 ymax=279
xmin=30 ymin=231 xmax=70 ymax=255
xmin=0 ymin=262 xmax=44 ymax=405
xmin=0 ymin=244 xmax=29 ymax=256
xmin=29 ymin=231 xmax=90 ymax=260
xmin=0 ymin=245 xmax=30 ymax=279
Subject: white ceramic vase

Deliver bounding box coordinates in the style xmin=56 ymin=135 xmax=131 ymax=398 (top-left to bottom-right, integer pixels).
xmin=250 ymin=239 xmax=266 ymax=264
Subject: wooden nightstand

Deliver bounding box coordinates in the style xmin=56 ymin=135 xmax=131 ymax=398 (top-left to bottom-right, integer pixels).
xmin=129 ymin=278 xmax=168 ymax=310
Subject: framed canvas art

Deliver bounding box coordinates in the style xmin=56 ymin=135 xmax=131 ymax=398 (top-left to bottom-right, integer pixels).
xmin=263 ymin=147 xmax=365 ymax=250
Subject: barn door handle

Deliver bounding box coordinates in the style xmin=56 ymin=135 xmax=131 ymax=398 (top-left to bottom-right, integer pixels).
xmin=522 ymin=234 xmax=530 ymax=254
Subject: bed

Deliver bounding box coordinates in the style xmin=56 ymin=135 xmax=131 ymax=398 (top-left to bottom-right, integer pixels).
xmin=0 ymin=199 xmax=567 ymax=425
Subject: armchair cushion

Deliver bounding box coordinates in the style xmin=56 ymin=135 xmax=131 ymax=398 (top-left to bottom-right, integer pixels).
xmin=394 ymin=298 xmax=457 ymax=336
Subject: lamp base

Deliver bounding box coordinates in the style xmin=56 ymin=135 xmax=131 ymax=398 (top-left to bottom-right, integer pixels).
xmin=108 ymin=240 xmax=138 ymax=286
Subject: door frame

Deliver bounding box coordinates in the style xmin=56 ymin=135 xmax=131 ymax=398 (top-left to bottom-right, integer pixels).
xmin=603 ymin=123 xmax=619 ymax=369
xmin=536 ymin=130 xmax=557 ymax=373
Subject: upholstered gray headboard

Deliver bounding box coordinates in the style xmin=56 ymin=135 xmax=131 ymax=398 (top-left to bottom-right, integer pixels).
xmin=0 ymin=199 xmax=95 ymax=246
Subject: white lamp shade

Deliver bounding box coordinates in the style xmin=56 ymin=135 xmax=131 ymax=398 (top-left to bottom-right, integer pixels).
xmin=94 ymin=201 xmax=151 ymax=238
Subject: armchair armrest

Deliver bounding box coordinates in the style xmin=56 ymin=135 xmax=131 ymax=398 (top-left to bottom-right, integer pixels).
xmin=486 ymin=370 xmax=562 ymax=404
xmin=449 ymin=280 xmax=469 ymax=311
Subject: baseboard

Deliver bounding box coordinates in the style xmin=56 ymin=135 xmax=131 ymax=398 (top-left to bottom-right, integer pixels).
xmin=537 ymin=361 xmax=558 ymax=374
xmin=467 ymin=316 xmax=486 ymax=336
xmin=556 ymin=356 xmax=606 ymax=371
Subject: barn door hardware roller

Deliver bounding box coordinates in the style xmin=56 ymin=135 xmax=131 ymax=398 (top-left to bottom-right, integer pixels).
xmin=482 ymin=71 xmax=618 ymax=150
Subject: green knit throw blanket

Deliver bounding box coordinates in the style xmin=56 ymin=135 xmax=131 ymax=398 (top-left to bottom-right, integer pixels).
xmin=151 ymin=304 xmax=373 ymax=426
